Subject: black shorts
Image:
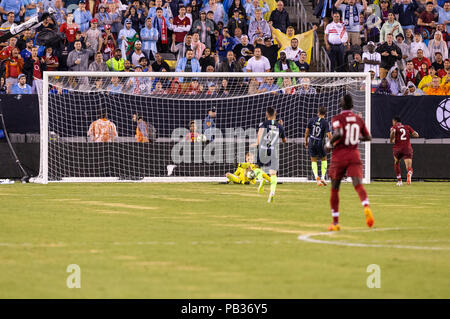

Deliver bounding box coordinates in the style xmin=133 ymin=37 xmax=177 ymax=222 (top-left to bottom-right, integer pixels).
xmin=308 ymin=139 xmax=326 ymax=158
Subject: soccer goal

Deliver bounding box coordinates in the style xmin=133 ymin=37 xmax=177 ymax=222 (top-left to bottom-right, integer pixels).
xmin=33 ymin=71 xmax=371 ymax=184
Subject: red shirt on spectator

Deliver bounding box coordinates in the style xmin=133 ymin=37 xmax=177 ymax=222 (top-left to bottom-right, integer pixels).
xmin=33 ymin=59 xmax=43 ymax=79
xmin=412 ymin=56 xmax=431 ymax=70
xmin=419 ymin=11 xmax=435 ymax=34
xmin=172 ymin=16 xmax=191 ymax=43
xmin=59 ymin=23 xmax=79 ymax=43
xmin=0 ymin=45 xmax=14 ymax=60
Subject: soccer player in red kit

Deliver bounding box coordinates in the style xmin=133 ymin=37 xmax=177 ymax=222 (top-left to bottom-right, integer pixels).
xmin=390 ymin=116 xmax=419 ymax=186
xmin=325 ymin=94 xmax=374 ymax=231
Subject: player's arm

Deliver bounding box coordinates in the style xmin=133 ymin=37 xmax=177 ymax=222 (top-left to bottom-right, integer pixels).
xmin=410 ymin=127 xmax=419 ymax=138
xmin=360 ymin=125 xmax=372 ymax=142
xmin=390 ymin=127 xmax=396 ymax=143
xmin=256 ymin=127 xmax=264 ymax=146
xmin=304 ymin=128 xmax=309 ymax=147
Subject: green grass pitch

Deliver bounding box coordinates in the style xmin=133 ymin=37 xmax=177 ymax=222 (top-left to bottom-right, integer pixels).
xmin=1 ymin=182 xmax=449 ymax=298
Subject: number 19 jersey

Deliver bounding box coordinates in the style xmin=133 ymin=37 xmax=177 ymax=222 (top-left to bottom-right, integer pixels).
xmin=331 ymin=110 xmax=370 ymax=160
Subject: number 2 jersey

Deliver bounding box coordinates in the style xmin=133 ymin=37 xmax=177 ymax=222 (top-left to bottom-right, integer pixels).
xmin=331 ymin=110 xmax=370 ymax=162
xmin=391 ymin=123 xmax=414 ymax=152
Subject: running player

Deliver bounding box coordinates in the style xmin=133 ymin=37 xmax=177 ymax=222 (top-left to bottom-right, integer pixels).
xmin=305 ymin=106 xmax=332 ymax=186
xmin=255 ymin=107 xmax=287 ymax=203
xmin=325 ymin=94 xmax=374 ymax=231
xmin=390 ymin=116 xmax=419 ymax=186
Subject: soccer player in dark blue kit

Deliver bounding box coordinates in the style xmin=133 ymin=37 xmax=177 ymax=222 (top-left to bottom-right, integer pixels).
xmin=304 ymin=106 xmax=332 ymax=186
xmin=254 ymin=106 xmax=287 ymax=203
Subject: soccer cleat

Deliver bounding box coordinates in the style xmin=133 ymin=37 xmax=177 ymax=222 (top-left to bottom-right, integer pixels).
xmin=396 ymin=181 xmax=403 ymax=186
xmin=258 ymin=179 xmax=266 ymax=194
xmin=328 ymin=223 xmax=340 ymax=231
xmin=268 ymin=192 xmax=275 ymax=203
xmin=364 ymin=206 xmax=374 ymax=228
xmin=407 ymin=172 xmax=412 ymax=185
xmin=320 ymin=178 xmax=327 ymax=186
xmin=316 ymin=176 xmax=323 ymax=186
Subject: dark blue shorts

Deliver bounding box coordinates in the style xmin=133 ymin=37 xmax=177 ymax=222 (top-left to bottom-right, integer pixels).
xmin=308 ymin=140 xmax=326 ymax=158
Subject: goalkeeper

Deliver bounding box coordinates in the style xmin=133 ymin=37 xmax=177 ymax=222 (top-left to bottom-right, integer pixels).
xmin=226 ymin=152 xmax=271 ymax=185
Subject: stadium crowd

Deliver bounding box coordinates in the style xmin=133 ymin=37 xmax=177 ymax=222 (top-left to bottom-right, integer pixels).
xmin=0 ymin=0 xmax=315 ymax=95
xmin=319 ymin=0 xmax=450 ymax=95
xmin=0 ymin=0 xmax=449 ymax=96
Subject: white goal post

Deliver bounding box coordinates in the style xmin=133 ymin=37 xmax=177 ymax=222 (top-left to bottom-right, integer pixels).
xmin=34 ymin=71 xmax=371 ymax=184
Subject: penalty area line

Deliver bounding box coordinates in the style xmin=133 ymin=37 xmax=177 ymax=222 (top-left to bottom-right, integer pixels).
xmin=297 ymin=228 xmax=450 ymax=251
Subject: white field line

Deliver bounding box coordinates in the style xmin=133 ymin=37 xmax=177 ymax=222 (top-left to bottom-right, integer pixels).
xmin=297 ymin=228 xmax=450 ymax=251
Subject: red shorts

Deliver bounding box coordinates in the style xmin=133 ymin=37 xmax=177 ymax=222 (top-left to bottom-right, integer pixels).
xmin=393 ymin=147 xmax=413 ymax=160
xmin=329 ymin=151 xmax=363 ymax=180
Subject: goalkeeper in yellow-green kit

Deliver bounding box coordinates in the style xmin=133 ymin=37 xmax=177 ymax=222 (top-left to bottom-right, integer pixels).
xmin=226 ymin=152 xmax=271 ymax=185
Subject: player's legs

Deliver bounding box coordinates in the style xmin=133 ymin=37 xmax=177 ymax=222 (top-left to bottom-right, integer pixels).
xmin=404 ymin=158 xmax=413 ymax=185
xmin=226 ymin=173 xmax=242 ymax=184
xmin=393 ymin=156 xmax=402 ymax=186
xmin=310 ymin=156 xmax=321 ymax=185
xmin=268 ymin=169 xmax=277 ymax=203
xmin=329 ymin=178 xmax=341 ymax=231
xmin=254 ymin=167 xmax=266 ymax=193
xmin=320 ymin=156 xmax=328 ymax=186
xmin=351 ymin=176 xmax=374 ymax=228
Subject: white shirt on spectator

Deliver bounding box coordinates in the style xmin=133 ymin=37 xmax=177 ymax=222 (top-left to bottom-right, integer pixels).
xmin=325 ymin=21 xmax=348 ymax=45
xmin=362 ymin=51 xmax=381 ymax=77
xmin=246 ymin=56 xmax=271 ymax=82
xmin=283 ymin=47 xmax=303 ymax=62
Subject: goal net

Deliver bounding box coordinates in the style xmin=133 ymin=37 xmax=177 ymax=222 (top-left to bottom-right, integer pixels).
xmin=34 ymin=72 xmax=371 ymax=184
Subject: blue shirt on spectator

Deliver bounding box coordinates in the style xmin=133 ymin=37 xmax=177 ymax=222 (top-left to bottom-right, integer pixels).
xmin=11 ymin=83 xmax=32 ymax=94
xmin=74 ymin=8 xmax=92 ymax=32
xmin=20 ymin=48 xmax=31 ymax=60
xmin=258 ymin=82 xmax=279 ymax=92
xmin=0 ymin=0 xmax=23 ymax=22
xmin=23 ymin=0 xmax=41 ymax=18
xmin=140 ymin=25 xmax=159 ymax=54
xmin=437 ymin=5 xmax=450 ymax=33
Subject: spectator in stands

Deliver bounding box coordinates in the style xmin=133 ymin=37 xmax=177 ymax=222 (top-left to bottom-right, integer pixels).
xmin=417 ymin=61 xmax=429 ymax=83
xmin=10 ymin=74 xmax=32 ymax=94
xmin=147 ymin=0 xmax=171 ymax=20
xmin=395 ymin=33 xmax=410 ymax=71
xmin=100 ymin=24 xmax=117 ymax=61
xmin=192 ymin=11 xmax=215 ymax=49
xmin=175 ymin=48 xmax=201 ymax=78
xmin=417 ymin=1 xmax=437 ymax=34
xmin=412 ymin=48 xmax=431 ymax=69
xmin=216 ymin=50 xmax=241 ymax=72
xmin=418 ymin=65 xmax=439 ymax=89
xmin=42 ymin=47 xmax=59 ymax=71
xmin=0 ymin=11 xmax=16 ymax=32
xmin=16 ymin=29 xmax=33 ymax=51
xmin=380 ymin=10 xmax=404 ymax=43
xmin=363 ymin=41 xmax=381 ymax=77
xmin=402 ymin=81 xmax=424 ymax=95
xmin=0 ymin=77 xmax=6 ymax=94
xmin=376 ymin=33 xmax=402 ymax=78
xmin=89 ymin=51 xmax=108 ymax=71
xmin=0 ymin=36 xmax=17 ymax=60
xmin=67 ymin=40 xmax=94 ymax=71
xmin=59 ymin=13 xmax=79 ymax=45
xmin=20 ymin=38 xmax=33 ymax=60
xmin=228 ymin=8 xmax=247 ymax=36
xmin=118 ymin=19 xmax=138 ymax=53
xmin=432 ymin=51 xmax=445 ymax=71
xmin=107 ymin=76 xmax=123 ymax=93
xmin=233 ymin=34 xmax=254 ymax=61
xmin=4 ymin=47 xmax=23 ymax=90
xmin=438 ymin=58 xmax=450 ymax=77
xmin=269 ymin=1 xmax=290 ymax=33
xmin=151 ymin=52 xmax=171 ymax=71
xmin=334 ymin=0 xmax=367 ymax=46
xmin=246 ymin=0 xmax=269 ymax=23
xmin=200 ymin=47 xmax=216 ymax=72
xmin=49 ymin=0 xmax=66 ymax=26
xmin=273 ymin=51 xmax=299 ymax=86
xmin=203 ymin=0 xmax=226 ymax=24
xmin=131 ymin=40 xmax=146 ymax=66
xmin=423 ymin=75 xmax=447 ymax=94
xmin=428 ymin=30 xmax=448 ymax=61
xmin=95 ymin=4 xmax=113 ymax=32
xmin=392 ymin=0 xmax=419 ymax=32
xmin=153 ymin=7 xmax=172 ymax=53
xmin=257 ymin=37 xmax=279 ymax=70
xmin=379 ymin=0 xmax=390 ymax=24
xmin=172 ymin=5 xmax=191 ymax=45
xmin=0 ymin=0 xmax=24 ymax=23
xmin=296 ymin=51 xmax=309 ymax=71
xmin=248 ymin=8 xmax=271 ymax=44
xmin=23 ymin=46 xmax=45 ymax=92
xmin=23 ymin=0 xmax=41 ymax=21
xmin=348 ymin=51 xmax=364 ymax=72
xmin=297 ymin=78 xmax=317 ymax=94
xmin=283 ymin=38 xmax=302 ymax=65
xmin=85 ymin=19 xmax=102 ymax=53
xmin=258 ymin=76 xmax=279 ymax=93
xmin=140 ymin=17 xmax=159 ymax=60
xmin=324 ymin=11 xmax=348 ymax=72
xmin=437 ymin=1 xmax=450 ymax=33
xmin=172 ymin=33 xmax=193 ymax=60
xmin=105 ymin=48 xmax=124 ymax=72
xmin=403 ymin=60 xmax=419 ymax=85
xmin=374 ymin=78 xmax=393 ymax=95
xmin=228 ymin=0 xmax=247 ymax=21
xmin=363 ymin=6 xmax=382 ymax=43
xmin=386 ymin=66 xmax=406 ymax=95
xmin=216 ymin=26 xmax=236 ymax=62
xmin=246 ymin=46 xmax=270 ymax=83
xmin=122 ymin=5 xmax=145 ymax=34
xmin=280 ymin=77 xmax=296 ymax=94
xmin=191 ymin=32 xmax=206 ymax=60
xmin=404 ymin=29 xmax=414 ymax=45
xmin=74 ymin=0 xmax=92 ymax=33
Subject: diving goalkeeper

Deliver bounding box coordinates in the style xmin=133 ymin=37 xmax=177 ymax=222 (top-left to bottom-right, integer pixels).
xmin=226 ymin=152 xmax=271 ymax=185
